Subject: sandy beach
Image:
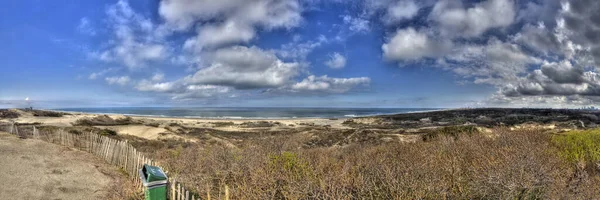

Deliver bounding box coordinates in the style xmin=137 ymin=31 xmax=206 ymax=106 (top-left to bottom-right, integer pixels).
xmin=0 ymin=109 xmax=354 ymax=141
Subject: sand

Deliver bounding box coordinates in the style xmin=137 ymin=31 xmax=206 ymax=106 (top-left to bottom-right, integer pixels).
xmin=0 ymin=132 xmax=125 ymax=200
xmin=0 ymin=109 xmax=351 ymax=140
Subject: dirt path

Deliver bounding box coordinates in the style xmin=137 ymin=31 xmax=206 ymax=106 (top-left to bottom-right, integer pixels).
xmin=0 ymin=132 xmax=127 ymax=200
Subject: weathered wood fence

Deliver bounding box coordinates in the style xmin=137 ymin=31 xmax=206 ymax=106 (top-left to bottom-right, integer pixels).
xmin=2 ymin=123 xmax=199 ymax=200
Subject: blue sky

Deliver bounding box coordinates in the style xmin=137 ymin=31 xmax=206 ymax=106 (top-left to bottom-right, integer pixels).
xmin=1 ymin=0 xmax=599 ymax=108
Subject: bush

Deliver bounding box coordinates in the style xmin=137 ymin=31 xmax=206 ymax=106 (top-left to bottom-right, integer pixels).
xmin=145 ymin=123 xmax=160 ymax=127
xmin=68 ymin=129 xmax=82 ymax=135
xmin=0 ymin=109 xmax=19 ymax=118
xmin=422 ymin=125 xmax=479 ymax=142
xmin=73 ymin=115 xmax=138 ymax=126
xmin=99 ymin=129 xmax=118 ymax=136
xmin=31 ymin=110 xmax=65 ymax=117
xmin=140 ymin=128 xmax=599 ymax=199
xmin=553 ymin=129 xmax=600 ymax=170
xmin=240 ymin=121 xmax=275 ymax=128
xmin=211 ymin=122 xmax=235 ymax=127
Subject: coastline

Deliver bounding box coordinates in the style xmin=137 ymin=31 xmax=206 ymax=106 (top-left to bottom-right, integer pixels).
xmin=48 ymin=107 xmax=443 ymax=120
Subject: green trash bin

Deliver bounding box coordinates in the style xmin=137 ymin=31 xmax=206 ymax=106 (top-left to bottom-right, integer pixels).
xmin=139 ymin=164 xmax=168 ymax=200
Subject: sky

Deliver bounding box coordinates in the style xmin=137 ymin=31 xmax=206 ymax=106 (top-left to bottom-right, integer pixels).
xmin=0 ymin=0 xmax=599 ymax=108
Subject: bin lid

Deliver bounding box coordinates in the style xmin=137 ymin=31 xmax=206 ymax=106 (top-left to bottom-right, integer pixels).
xmin=143 ymin=164 xmax=168 ymax=182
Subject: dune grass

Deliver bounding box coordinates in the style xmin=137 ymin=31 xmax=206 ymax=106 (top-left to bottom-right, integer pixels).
xmin=117 ymin=127 xmax=600 ymax=199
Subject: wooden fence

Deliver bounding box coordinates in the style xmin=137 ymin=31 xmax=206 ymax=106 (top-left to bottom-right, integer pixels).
xmin=2 ymin=123 xmax=200 ymax=200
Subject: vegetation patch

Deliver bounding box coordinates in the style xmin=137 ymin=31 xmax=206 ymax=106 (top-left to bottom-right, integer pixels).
xmin=29 ymin=110 xmax=68 ymax=117
xmin=0 ymin=109 xmax=19 ymax=119
xmin=422 ymin=125 xmax=479 ymax=142
xmin=210 ymin=121 xmax=235 ymax=127
xmin=99 ymin=129 xmax=118 ymax=136
xmin=553 ymin=129 xmax=600 ymax=172
xmin=240 ymin=121 xmax=278 ymax=128
xmin=72 ymin=115 xmax=138 ymax=126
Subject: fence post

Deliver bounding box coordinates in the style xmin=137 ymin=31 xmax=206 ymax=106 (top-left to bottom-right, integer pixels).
xmin=170 ymin=179 xmax=175 ymax=200
xmin=225 ymin=185 xmax=229 ymax=200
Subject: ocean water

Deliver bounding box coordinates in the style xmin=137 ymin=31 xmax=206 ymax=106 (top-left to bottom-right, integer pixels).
xmin=53 ymin=107 xmax=439 ymax=119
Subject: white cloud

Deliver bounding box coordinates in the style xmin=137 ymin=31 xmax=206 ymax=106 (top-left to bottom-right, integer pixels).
xmin=448 ymin=38 xmax=542 ymax=85
xmin=89 ymin=73 xmax=101 ymax=80
xmin=382 ymin=28 xmax=451 ymax=61
xmin=429 ymin=0 xmax=516 ymax=37
xmin=77 ymin=17 xmax=96 ymax=36
xmin=277 ymin=35 xmax=328 ymax=59
xmin=324 ymin=52 xmax=346 ymax=69
xmin=105 ymin=76 xmax=131 ymax=86
xmin=151 ymin=72 xmax=165 ymax=82
xmin=343 ymin=15 xmax=370 ymax=33
xmin=289 ymin=75 xmax=370 ymax=93
xmin=88 ymin=68 xmax=114 ymax=80
xmin=164 ymin=0 xmax=302 ymax=49
xmin=135 ymin=80 xmax=177 ymax=92
xmin=94 ymin=0 xmax=169 ymax=69
xmin=194 ymin=21 xmax=256 ymax=49
xmin=135 ymin=79 xmax=232 ymax=100
xmin=384 ymin=0 xmax=420 ymax=24
xmin=172 ymin=85 xmax=231 ymax=100
xmin=185 ymin=46 xmax=300 ymax=89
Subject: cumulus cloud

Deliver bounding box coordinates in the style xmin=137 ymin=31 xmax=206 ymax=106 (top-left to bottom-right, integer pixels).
xmin=164 ymin=0 xmax=302 ymax=49
xmin=499 ymin=60 xmax=599 ymax=97
xmin=343 ymin=15 xmax=370 ymax=33
xmin=287 ymin=75 xmax=370 ymax=93
xmin=324 ymin=52 xmax=346 ymax=69
xmin=447 ymin=38 xmax=542 ymax=85
xmin=185 ymin=46 xmax=300 ymax=89
xmin=93 ymin=0 xmax=168 ymax=69
xmin=384 ymin=0 xmax=421 ymax=24
xmin=514 ymin=23 xmax=561 ymax=55
xmin=382 ymin=28 xmax=451 ymax=61
xmin=135 ymin=79 xmax=232 ymax=100
xmin=105 ymin=76 xmax=131 ymax=86
xmin=277 ymin=35 xmax=328 ymax=59
xmin=429 ymin=0 xmax=516 ymax=37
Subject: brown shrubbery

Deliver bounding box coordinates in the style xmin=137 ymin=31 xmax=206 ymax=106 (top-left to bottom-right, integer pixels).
xmin=0 ymin=109 xmax=19 ymax=118
xmin=73 ymin=115 xmax=138 ymax=126
xmin=123 ymin=128 xmax=600 ymax=199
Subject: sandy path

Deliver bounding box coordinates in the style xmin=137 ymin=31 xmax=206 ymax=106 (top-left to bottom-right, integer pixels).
xmin=0 ymin=132 xmax=124 ymax=200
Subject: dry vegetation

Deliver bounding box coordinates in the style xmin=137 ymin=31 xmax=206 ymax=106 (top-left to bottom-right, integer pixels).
xmin=5 ymin=108 xmax=600 ymax=199
xmin=120 ymin=126 xmax=600 ymax=199
xmin=0 ymin=109 xmax=19 ymax=118
xmin=25 ymin=109 xmax=68 ymax=117
xmin=73 ymin=115 xmax=139 ymax=126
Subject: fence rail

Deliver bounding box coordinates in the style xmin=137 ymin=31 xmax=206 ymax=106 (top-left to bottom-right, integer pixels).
xmin=2 ymin=123 xmax=198 ymax=200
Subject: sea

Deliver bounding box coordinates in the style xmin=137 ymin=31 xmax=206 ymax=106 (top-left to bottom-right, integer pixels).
xmin=53 ymin=107 xmax=440 ymax=119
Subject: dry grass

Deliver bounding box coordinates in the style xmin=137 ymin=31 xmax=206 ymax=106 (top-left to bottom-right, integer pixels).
xmin=0 ymin=109 xmax=19 ymax=118
xmin=73 ymin=115 xmax=138 ymax=126
xmin=122 ymin=127 xmax=600 ymax=199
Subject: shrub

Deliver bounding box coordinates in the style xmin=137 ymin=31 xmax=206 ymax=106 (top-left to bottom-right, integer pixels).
xmin=422 ymin=125 xmax=479 ymax=142
xmin=553 ymin=129 xmax=600 ymax=170
xmin=145 ymin=123 xmax=160 ymax=127
xmin=99 ymin=129 xmax=117 ymax=136
xmin=240 ymin=121 xmax=274 ymax=128
xmin=68 ymin=129 xmax=82 ymax=135
xmin=211 ymin=122 xmax=235 ymax=127
xmin=73 ymin=115 xmax=138 ymax=126
xmin=31 ymin=110 xmax=65 ymax=117
xmin=0 ymin=109 xmax=19 ymax=118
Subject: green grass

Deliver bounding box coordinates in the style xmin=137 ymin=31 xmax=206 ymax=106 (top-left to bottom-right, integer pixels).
xmin=552 ymin=129 xmax=600 ymax=167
